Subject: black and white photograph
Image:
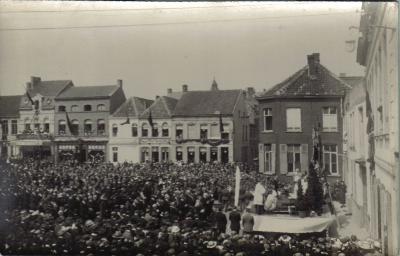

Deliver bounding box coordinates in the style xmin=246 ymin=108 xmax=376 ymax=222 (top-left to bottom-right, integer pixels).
xmin=0 ymin=1 xmax=398 ymax=255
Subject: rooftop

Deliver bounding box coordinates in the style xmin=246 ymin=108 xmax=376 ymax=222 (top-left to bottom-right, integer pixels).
xmin=258 ymin=53 xmax=352 ymax=99
xmin=141 ymin=96 xmax=178 ymax=119
xmin=0 ymin=95 xmax=22 ymax=118
xmin=173 ymin=89 xmax=241 ymax=117
xmin=112 ymin=97 xmax=154 ymax=118
xmin=29 ymin=80 xmax=72 ymax=97
xmin=56 ymin=85 xmax=119 ymax=100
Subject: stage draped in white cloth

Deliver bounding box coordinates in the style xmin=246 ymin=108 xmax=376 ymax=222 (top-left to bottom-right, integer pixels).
xmin=252 ymin=214 xmax=336 ymax=233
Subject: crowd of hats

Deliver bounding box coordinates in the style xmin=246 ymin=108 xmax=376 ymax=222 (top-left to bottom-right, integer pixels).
xmin=0 ymin=159 xmax=380 ymax=255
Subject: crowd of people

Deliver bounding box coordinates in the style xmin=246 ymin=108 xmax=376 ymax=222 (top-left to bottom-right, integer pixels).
xmin=0 ymin=159 xmax=380 ymax=255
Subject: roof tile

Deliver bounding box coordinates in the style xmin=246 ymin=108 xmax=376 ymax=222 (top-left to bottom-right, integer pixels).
xmin=173 ymin=90 xmax=241 ymax=116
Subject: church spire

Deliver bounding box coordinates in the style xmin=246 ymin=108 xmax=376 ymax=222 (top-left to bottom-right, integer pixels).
xmin=211 ymin=78 xmax=219 ymax=91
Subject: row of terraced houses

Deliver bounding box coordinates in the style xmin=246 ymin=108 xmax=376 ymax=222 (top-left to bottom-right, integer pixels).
xmin=0 ymin=77 xmax=257 ymax=165
xmin=1 ymin=53 xmax=352 ymax=182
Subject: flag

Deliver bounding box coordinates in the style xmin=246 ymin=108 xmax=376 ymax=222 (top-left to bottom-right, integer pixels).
xmin=25 ymin=91 xmax=35 ymax=106
xmin=219 ymin=113 xmax=224 ymax=133
xmin=66 ymin=112 xmax=75 ymax=135
xmin=148 ymin=110 xmax=154 ymax=128
xmin=365 ymin=88 xmax=375 ymax=170
xmin=234 ymin=166 xmax=241 ymax=207
xmin=120 ymin=117 xmax=130 ymax=126
xmin=120 ymin=103 xmax=131 ymax=125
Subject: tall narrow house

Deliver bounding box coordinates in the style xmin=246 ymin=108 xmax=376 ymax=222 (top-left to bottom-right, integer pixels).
xmin=256 ymin=53 xmax=350 ymax=184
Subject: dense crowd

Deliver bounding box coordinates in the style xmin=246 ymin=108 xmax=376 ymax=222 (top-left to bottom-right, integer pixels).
xmin=0 ymin=159 xmax=380 ymax=255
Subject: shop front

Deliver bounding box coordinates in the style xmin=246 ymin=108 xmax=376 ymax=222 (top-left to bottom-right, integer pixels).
xmin=56 ymin=140 xmax=107 ymax=163
xmin=15 ymin=139 xmax=53 ymax=160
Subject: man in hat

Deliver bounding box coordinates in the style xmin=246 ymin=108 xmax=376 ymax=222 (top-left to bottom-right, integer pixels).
xmin=229 ymin=207 xmax=241 ymax=234
xmin=214 ymin=208 xmax=227 ymax=235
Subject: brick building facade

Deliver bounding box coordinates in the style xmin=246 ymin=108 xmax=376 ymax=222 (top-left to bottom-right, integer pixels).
xmin=257 ymin=53 xmax=350 ymax=184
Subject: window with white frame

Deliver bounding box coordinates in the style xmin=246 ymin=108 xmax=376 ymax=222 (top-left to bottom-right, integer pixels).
xmin=323 ymin=145 xmax=338 ymax=175
xmin=11 ymin=120 xmax=18 ymax=135
xmin=97 ymin=119 xmax=105 ymax=135
xmin=200 ymin=124 xmax=208 ymax=139
xmin=142 ymin=123 xmax=149 ymax=137
xmin=58 ymin=120 xmax=66 ymax=135
xmin=264 ymin=144 xmax=272 ymax=173
xmin=112 ymin=124 xmax=118 ymax=137
xmin=131 ymin=123 xmax=138 ymax=137
xmin=43 ymin=118 xmax=50 ymax=133
xmin=175 ymin=124 xmax=183 ymax=139
xmin=322 ymin=107 xmax=338 ymax=132
xmin=151 ymin=123 xmax=158 ymax=137
xmin=263 ymin=108 xmax=272 ymax=131
xmin=84 ymin=119 xmax=93 ymax=135
xmin=112 ymin=147 xmax=118 ymax=162
xmin=287 ymin=144 xmax=301 ymax=173
xmin=162 ymin=123 xmax=169 ymax=137
xmin=286 ymin=108 xmax=301 ymax=132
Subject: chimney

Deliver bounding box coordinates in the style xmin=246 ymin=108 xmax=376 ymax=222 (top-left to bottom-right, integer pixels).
xmin=26 ymin=82 xmax=33 ymax=90
xmin=211 ymin=79 xmax=219 ymax=91
xmin=167 ymin=88 xmax=172 ymax=94
xmin=247 ymin=87 xmax=255 ymax=96
xmin=182 ymin=84 xmax=188 ymax=92
xmin=117 ymin=79 xmax=123 ymax=88
xmin=313 ymin=53 xmax=320 ymax=63
xmin=307 ymin=53 xmax=320 ymax=78
xmin=30 ymin=76 xmax=41 ymax=87
xmin=156 ymin=95 xmax=160 ymax=100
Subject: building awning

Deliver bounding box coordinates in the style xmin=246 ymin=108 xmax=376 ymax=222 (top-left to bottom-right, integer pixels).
xmin=15 ymin=140 xmax=51 ymax=146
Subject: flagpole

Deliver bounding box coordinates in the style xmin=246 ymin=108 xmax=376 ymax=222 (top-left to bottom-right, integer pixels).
xmin=234 ymin=165 xmax=241 ymax=207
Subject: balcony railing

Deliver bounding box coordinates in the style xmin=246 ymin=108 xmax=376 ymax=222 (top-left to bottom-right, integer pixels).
xmin=57 ymin=130 xmax=107 ymax=137
xmin=16 ymin=133 xmax=53 ymax=140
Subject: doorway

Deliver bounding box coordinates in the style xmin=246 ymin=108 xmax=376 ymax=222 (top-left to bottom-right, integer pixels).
xmin=221 ymin=147 xmax=229 ymax=163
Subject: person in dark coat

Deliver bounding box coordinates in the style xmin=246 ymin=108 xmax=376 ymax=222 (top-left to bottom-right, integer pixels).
xmin=229 ymin=207 xmax=241 ymax=234
xmin=214 ymin=208 xmax=227 ymax=234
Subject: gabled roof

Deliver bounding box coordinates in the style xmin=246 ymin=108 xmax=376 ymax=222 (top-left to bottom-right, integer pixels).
xmin=56 ymin=85 xmax=119 ymax=100
xmin=141 ymin=96 xmax=178 ymax=119
xmin=112 ymin=97 xmax=154 ymax=118
xmin=172 ymin=90 xmax=242 ymax=117
xmin=258 ymin=64 xmax=351 ymax=99
xmin=166 ymin=91 xmax=184 ymax=100
xmin=0 ymin=95 xmax=22 ymax=118
xmin=29 ymin=80 xmax=72 ymax=97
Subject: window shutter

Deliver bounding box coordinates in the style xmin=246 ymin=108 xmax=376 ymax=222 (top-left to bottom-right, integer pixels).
xmin=271 ymin=144 xmax=276 ymax=174
xmin=300 ymin=144 xmax=309 ymax=173
xmin=280 ymin=144 xmax=287 ymax=174
xmin=259 ymin=144 xmax=264 ymax=173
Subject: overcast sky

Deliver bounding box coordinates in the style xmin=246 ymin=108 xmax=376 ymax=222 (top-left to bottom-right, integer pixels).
xmin=0 ymin=1 xmax=365 ymax=99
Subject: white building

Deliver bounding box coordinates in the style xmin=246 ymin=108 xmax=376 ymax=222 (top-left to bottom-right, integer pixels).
xmin=342 ymin=76 xmax=371 ymax=232
xmin=0 ymin=95 xmax=22 ymax=159
xmin=108 ymin=97 xmax=154 ymax=163
xmin=16 ymin=77 xmax=73 ymax=159
xmin=356 ymin=3 xmax=398 ymax=255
